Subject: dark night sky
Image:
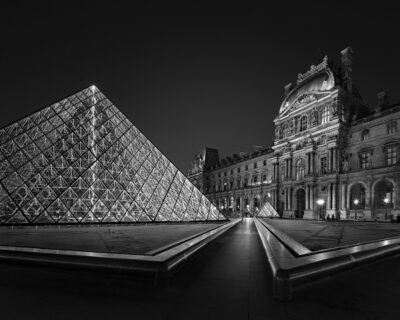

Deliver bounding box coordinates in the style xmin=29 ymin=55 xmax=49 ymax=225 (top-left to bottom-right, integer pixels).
xmin=1 ymin=2 xmax=400 ymax=173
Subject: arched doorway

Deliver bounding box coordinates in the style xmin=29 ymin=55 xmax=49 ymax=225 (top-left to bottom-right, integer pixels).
xmin=295 ymin=189 xmax=306 ymax=218
xmin=236 ymin=197 xmax=241 ymax=211
xmin=374 ymin=180 xmax=394 ymax=219
xmin=253 ymin=196 xmax=260 ymax=216
xmin=349 ymin=183 xmax=366 ymax=209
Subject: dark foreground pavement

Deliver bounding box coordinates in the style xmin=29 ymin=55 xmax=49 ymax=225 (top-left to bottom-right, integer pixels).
xmin=1 ymin=218 xmax=400 ymax=319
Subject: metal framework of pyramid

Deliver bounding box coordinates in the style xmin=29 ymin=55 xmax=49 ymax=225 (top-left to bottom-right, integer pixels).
xmin=257 ymin=201 xmax=279 ymax=218
xmin=0 ymin=86 xmax=226 ymax=225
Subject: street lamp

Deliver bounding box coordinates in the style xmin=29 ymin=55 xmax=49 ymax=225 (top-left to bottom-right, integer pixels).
xmin=354 ymin=199 xmax=359 ymax=220
xmin=317 ymin=198 xmax=325 ymax=220
xmin=384 ymin=197 xmax=389 ymax=220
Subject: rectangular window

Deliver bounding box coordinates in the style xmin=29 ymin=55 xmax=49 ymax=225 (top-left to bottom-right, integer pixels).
xmin=262 ymin=174 xmax=267 ymax=183
xmin=281 ymin=165 xmax=286 ymax=181
xmin=237 ymin=179 xmax=241 ymax=188
xmin=387 ymin=146 xmax=397 ymax=166
xmin=224 ymin=171 xmax=227 ymax=176
xmin=263 ymin=160 xmax=267 ymax=166
xmin=237 ymin=167 xmax=240 ymax=173
xmin=320 ymin=156 xmax=327 ymax=174
xmin=230 ymin=169 xmax=233 ymax=174
xmin=230 ymin=181 xmax=234 ymax=189
xmin=245 ymin=165 xmax=248 ymax=171
xmin=254 ymin=162 xmax=257 ymax=169
xmin=253 ymin=176 xmax=258 ymax=183
xmin=360 ymin=152 xmax=371 ymax=169
xmin=321 ymin=107 xmax=329 ymax=124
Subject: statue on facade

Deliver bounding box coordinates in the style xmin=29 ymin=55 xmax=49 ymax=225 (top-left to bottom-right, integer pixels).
xmin=341 ymin=151 xmax=349 ymax=172
xmin=189 ymin=153 xmax=205 ymax=174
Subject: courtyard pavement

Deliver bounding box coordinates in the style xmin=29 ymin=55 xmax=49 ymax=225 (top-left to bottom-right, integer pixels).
xmin=1 ymin=218 xmax=400 ymax=319
xmin=263 ymin=218 xmax=400 ymax=251
xmin=0 ymin=223 xmax=224 ymax=255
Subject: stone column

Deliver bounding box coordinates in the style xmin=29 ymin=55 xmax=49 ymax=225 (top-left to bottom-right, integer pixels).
xmin=394 ymin=185 xmax=400 ymax=209
xmin=332 ymin=183 xmax=336 ymax=210
xmin=332 ymin=148 xmax=337 ymax=172
xmin=341 ymin=183 xmax=346 ymax=210
xmin=310 ymin=185 xmax=315 ymax=210
xmin=327 ymin=183 xmax=332 ymax=210
xmin=305 ymin=185 xmax=310 ymax=210
xmin=310 ymin=152 xmax=315 ymax=174
xmin=283 ymin=188 xmax=286 ymax=210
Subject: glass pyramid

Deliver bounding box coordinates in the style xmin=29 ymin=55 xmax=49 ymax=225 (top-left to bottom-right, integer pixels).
xmin=257 ymin=201 xmax=279 ymax=218
xmin=0 ymin=86 xmax=226 ymax=225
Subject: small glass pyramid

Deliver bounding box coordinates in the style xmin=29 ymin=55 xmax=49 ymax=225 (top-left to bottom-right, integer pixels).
xmin=257 ymin=201 xmax=279 ymax=218
xmin=0 ymin=86 xmax=226 ymax=224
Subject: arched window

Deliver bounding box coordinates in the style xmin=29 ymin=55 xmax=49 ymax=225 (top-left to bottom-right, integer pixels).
xmin=387 ymin=122 xmax=397 ymax=134
xmin=321 ymin=106 xmax=329 ymax=124
xmin=276 ymin=128 xmax=282 ymax=140
xmin=296 ymin=159 xmax=305 ymax=180
xmin=361 ymin=129 xmax=369 ymax=141
xmin=300 ymin=116 xmax=308 ymax=132
xmin=282 ymin=124 xmax=289 ymax=138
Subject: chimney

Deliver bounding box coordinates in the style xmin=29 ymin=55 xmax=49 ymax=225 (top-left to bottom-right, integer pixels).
xmin=284 ymin=83 xmax=293 ymax=97
xmin=340 ymin=47 xmax=353 ymax=93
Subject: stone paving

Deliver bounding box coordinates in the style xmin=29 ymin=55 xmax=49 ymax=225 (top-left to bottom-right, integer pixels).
xmin=1 ymin=218 xmax=400 ymax=319
xmin=0 ymin=223 xmax=224 ymax=255
xmin=263 ymin=218 xmax=400 ymax=251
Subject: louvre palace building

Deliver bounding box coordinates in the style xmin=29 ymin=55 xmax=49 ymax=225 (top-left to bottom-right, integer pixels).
xmin=188 ymin=47 xmax=400 ymax=221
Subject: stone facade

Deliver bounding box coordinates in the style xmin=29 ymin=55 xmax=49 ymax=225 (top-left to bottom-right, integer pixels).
xmin=188 ymin=47 xmax=400 ymax=221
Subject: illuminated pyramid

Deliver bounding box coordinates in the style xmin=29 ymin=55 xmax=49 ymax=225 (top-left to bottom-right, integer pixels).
xmin=0 ymin=86 xmax=226 ymax=225
xmin=257 ymin=201 xmax=279 ymax=218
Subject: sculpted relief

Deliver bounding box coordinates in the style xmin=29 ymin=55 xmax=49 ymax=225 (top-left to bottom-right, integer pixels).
xmin=189 ymin=152 xmax=205 ymax=174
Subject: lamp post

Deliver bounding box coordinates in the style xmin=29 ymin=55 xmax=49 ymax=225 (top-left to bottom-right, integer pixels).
xmin=354 ymin=199 xmax=359 ymax=220
xmin=384 ymin=197 xmax=389 ymax=220
xmin=317 ymin=198 xmax=325 ymax=220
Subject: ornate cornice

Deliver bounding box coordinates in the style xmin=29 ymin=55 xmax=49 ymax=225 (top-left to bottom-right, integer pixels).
xmin=297 ymin=56 xmax=329 ymax=85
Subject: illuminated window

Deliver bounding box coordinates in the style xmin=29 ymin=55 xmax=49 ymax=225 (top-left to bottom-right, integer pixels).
xmin=386 ymin=145 xmax=397 ymax=166
xmin=360 ymin=151 xmax=371 ymax=169
xmin=300 ymin=116 xmax=308 ymax=132
xmin=321 ymin=106 xmax=329 ymax=124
